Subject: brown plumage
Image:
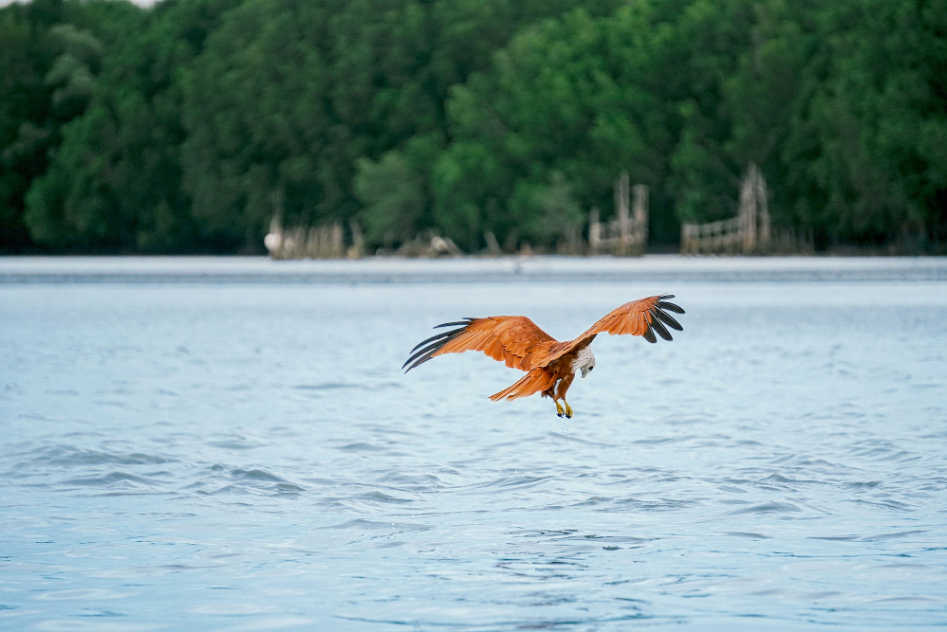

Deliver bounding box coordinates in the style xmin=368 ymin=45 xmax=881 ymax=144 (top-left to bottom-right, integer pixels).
xmin=403 ymin=294 xmax=684 ymax=418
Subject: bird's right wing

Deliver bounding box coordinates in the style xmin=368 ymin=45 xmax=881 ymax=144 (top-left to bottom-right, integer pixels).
xmin=403 ymin=316 xmax=559 ymax=373
xmin=539 ymin=294 xmax=685 ymax=367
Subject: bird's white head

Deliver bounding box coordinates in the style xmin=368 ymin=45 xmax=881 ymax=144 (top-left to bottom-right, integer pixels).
xmin=572 ymin=346 xmax=596 ymax=378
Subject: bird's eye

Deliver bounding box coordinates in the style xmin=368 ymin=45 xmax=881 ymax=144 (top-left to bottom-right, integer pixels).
xmin=589 ymin=366 xmax=594 ymax=371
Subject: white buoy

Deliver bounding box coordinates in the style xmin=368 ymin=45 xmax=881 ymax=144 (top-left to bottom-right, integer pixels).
xmin=264 ymin=233 xmax=282 ymax=253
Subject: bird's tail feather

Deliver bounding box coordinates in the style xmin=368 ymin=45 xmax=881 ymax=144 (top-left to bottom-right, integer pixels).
xmin=489 ymin=369 xmax=555 ymax=401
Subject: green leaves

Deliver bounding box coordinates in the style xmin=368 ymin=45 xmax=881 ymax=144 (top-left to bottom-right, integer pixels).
xmin=780 ymin=0 xmax=947 ymax=243
xmin=438 ymin=6 xmax=671 ymax=248
xmin=1 ymin=0 xmax=945 ymax=253
xmin=355 ymin=151 xmax=424 ymax=243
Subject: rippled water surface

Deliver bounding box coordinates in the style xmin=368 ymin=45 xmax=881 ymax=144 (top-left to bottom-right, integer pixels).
xmin=2 ymin=257 xmax=947 ymax=630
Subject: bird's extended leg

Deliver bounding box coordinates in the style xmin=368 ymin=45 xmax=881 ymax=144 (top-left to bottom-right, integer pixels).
xmin=555 ymin=399 xmax=565 ymax=418
xmin=555 ymin=373 xmax=576 ymax=419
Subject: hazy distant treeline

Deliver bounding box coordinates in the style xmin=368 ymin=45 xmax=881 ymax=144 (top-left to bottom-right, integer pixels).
xmin=1 ymin=0 xmax=945 ymax=254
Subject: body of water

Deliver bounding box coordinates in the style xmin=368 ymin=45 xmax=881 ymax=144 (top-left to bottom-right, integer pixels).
xmin=2 ymin=256 xmax=946 ymax=630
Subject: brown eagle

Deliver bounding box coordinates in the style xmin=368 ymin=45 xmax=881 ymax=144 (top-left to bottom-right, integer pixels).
xmin=403 ymin=294 xmax=684 ymax=418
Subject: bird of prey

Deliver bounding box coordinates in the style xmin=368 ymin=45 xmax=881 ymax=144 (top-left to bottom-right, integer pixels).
xmin=403 ymin=294 xmax=684 ymax=418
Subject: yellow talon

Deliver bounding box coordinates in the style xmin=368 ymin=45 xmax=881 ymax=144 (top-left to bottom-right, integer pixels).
xmin=555 ymin=400 xmax=564 ymax=417
xmin=564 ymin=401 xmax=574 ymax=419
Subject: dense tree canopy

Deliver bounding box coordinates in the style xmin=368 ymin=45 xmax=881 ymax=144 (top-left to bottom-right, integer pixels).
xmin=1 ymin=0 xmax=945 ymax=254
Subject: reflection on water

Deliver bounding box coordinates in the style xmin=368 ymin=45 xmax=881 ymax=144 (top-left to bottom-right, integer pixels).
xmin=1 ymin=257 xmax=946 ymax=630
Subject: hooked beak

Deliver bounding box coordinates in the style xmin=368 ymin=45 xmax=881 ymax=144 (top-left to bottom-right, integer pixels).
xmin=580 ymin=366 xmax=591 ymax=378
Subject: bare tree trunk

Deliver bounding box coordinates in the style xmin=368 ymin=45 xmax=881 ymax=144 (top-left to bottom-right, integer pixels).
xmin=348 ymin=219 xmax=364 ymax=258
xmin=755 ymin=166 xmax=770 ymax=253
xmin=740 ymin=163 xmax=758 ymax=253
xmin=484 ymin=231 xmax=502 ymax=256
xmin=615 ymin=171 xmax=630 ymax=255
xmin=588 ymin=207 xmax=601 ymax=255
xmin=632 ymin=184 xmax=648 ymax=253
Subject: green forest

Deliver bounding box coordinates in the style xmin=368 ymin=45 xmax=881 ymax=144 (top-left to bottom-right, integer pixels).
xmin=1 ymin=0 xmax=945 ymax=254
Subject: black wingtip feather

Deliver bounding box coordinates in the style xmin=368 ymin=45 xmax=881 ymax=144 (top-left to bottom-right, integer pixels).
xmin=405 ymin=355 xmax=435 ymax=372
xmin=403 ymin=339 xmax=448 ymax=369
xmin=657 ymin=301 xmax=685 ymax=314
xmin=434 ymin=320 xmax=471 ymax=329
xmin=411 ymin=331 xmax=451 ymax=353
xmin=653 ymin=308 xmax=683 ymax=331
xmin=643 ymin=326 xmax=657 ymax=343
xmin=404 ymin=319 xmax=472 ymax=372
xmin=649 ymin=311 xmax=673 ymax=341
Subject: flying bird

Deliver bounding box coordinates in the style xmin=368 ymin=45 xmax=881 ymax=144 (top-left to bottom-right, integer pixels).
xmin=403 ymin=294 xmax=684 ymax=418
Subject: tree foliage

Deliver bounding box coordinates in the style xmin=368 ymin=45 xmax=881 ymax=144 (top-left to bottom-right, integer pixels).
xmin=1 ymin=0 xmax=945 ymax=253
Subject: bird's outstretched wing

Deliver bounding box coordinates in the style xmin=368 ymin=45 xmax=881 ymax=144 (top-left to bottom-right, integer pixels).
xmin=403 ymin=316 xmax=559 ymax=373
xmin=538 ymin=294 xmax=684 ymax=367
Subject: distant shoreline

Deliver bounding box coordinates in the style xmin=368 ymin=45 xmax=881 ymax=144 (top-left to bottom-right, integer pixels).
xmin=1 ymin=255 xmax=946 ymax=285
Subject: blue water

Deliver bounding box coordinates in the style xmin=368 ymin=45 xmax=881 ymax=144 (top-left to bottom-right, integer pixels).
xmin=2 ymin=257 xmax=947 ymax=630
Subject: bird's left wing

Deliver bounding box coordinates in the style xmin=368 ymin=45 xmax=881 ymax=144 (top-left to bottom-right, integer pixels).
xmin=538 ymin=294 xmax=685 ymax=367
xmin=403 ymin=316 xmax=558 ymax=373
